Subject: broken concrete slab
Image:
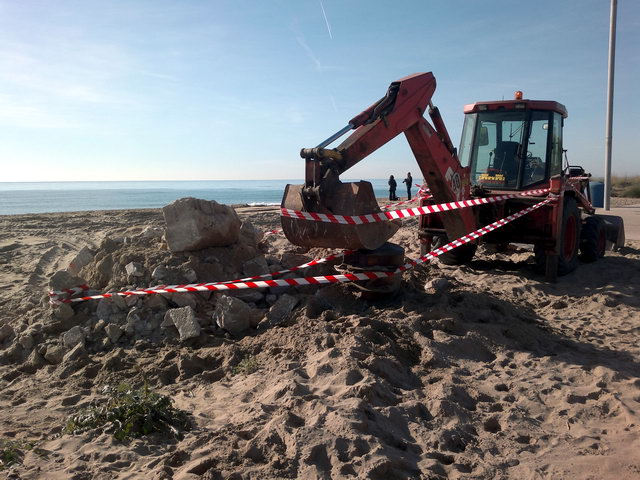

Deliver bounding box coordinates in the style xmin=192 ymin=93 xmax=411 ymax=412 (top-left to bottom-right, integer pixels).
xmin=164 ymin=306 xmax=201 ymax=341
xmin=213 ymin=295 xmax=263 ymax=335
xmin=162 ymin=197 xmax=241 ymax=252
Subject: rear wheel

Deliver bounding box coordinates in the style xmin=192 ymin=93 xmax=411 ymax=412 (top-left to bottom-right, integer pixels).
xmin=431 ymin=234 xmax=477 ymax=265
xmin=580 ymin=216 xmax=606 ymax=262
xmin=534 ymin=196 xmax=581 ymax=276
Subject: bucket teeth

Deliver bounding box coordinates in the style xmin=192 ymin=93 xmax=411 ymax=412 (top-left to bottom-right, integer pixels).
xmin=281 ymin=181 xmax=400 ymax=250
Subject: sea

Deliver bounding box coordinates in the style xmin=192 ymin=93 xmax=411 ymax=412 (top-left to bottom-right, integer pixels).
xmin=0 ymin=179 xmax=396 ymax=215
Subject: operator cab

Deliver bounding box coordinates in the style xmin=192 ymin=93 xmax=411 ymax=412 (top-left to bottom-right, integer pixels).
xmin=459 ymin=92 xmax=568 ymax=191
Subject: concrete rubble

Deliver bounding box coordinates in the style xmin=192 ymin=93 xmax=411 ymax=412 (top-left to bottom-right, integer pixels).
xmin=1 ymin=197 xmax=313 ymax=374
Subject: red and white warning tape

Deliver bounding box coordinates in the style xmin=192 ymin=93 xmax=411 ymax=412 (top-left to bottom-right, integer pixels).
xmin=281 ymin=188 xmax=549 ymax=225
xmin=50 ymin=197 xmax=553 ymax=304
xmin=381 ymin=188 xmax=431 ymax=210
xmin=48 ymin=284 xmax=91 ymax=299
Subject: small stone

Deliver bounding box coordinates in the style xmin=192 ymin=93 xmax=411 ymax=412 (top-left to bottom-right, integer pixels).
xmin=0 ymin=323 xmax=15 ymax=342
xmin=18 ymin=334 xmax=34 ymax=351
xmin=105 ymin=324 xmax=123 ymax=343
xmin=125 ymin=307 xmax=142 ymax=335
xmin=265 ymin=294 xmax=299 ymax=326
xmin=424 ymin=277 xmax=450 ymax=293
xmin=21 ymin=349 xmax=47 ymax=373
xmin=182 ymin=268 xmax=198 ymax=283
xmin=168 ymin=293 xmax=197 ymax=309
xmin=281 ymin=253 xmax=312 ymax=269
xmin=165 ymin=306 xmax=200 ymax=341
xmin=140 ymin=226 xmax=163 ymax=239
xmin=551 ymin=299 xmax=568 ymax=309
xmin=151 ymin=266 xmax=169 ymax=281
xmin=44 ymin=345 xmax=65 ymax=364
xmin=49 ymin=270 xmax=86 ymax=293
xmin=96 ymin=299 xmax=112 ymax=321
xmin=239 ymin=221 xmax=263 ymax=247
xmin=63 ymin=326 xmax=85 ymax=349
xmin=94 ymin=319 xmax=106 ymax=332
xmin=125 ymin=262 xmax=145 ymax=277
xmin=111 ymin=294 xmax=127 ymax=310
xmin=63 ymin=343 xmax=87 ymax=363
xmin=265 ymin=294 xmax=278 ymax=306
xmin=212 ymin=296 xmax=263 ymax=335
xmin=53 ymin=303 xmax=75 ymax=321
xmin=229 ymin=290 xmax=264 ymax=303
xmin=145 ymin=294 xmax=169 ymax=311
xmin=242 ymin=256 xmax=270 ymax=277
xmin=125 ymin=295 xmax=139 ymax=308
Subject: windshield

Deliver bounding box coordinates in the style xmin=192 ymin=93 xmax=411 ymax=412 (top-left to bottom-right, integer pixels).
xmin=466 ymin=111 xmax=527 ymax=189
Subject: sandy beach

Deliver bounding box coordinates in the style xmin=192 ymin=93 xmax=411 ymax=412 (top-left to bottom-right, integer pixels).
xmin=0 ymin=200 xmax=639 ymax=479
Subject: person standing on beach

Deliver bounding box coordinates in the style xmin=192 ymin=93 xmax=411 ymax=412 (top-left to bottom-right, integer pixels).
xmin=388 ymin=175 xmax=398 ymax=201
xmin=403 ymin=172 xmax=413 ymax=199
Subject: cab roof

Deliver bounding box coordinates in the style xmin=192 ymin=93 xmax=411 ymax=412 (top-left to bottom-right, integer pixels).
xmin=463 ymin=100 xmax=568 ymax=118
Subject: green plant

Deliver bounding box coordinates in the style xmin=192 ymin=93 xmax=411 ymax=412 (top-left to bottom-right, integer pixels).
xmin=0 ymin=439 xmax=45 ymax=471
xmin=232 ymin=355 xmax=259 ymax=375
xmin=63 ymin=382 xmax=190 ymax=441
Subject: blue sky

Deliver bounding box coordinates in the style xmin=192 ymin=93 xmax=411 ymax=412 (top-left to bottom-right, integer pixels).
xmin=0 ymin=0 xmax=637 ymax=182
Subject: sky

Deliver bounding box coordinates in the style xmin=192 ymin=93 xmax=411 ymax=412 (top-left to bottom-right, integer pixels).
xmin=0 ymin=0 xmax=638 ymax=182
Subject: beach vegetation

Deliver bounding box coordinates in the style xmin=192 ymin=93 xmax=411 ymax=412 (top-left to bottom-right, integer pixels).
xmin=0 ymin=438 xmax=45 ymax=470
xmin=63 ymin=382 xmax=190 ymax=442
xmin=232 ymin=355 xmax=259 ymax=375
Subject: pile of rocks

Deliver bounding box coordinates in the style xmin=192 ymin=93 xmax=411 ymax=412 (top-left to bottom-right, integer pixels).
xmin=0 ymin=198 xmax=329 ymax=372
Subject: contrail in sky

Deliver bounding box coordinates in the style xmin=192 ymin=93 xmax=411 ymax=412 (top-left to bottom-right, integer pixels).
xmin=319 ymin=0 xmax=333 ymax=39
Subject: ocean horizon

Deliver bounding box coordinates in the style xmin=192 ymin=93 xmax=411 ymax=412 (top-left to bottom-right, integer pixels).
xmin=0 ymin=179 xmax=404 ymax=215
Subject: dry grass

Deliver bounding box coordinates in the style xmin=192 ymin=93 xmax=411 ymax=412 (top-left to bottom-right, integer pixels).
xmin=591 ymin=175 xmax=640 ymax=198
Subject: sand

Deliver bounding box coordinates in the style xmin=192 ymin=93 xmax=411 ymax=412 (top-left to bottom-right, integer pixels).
xmin=0 ymin=200 xmax=639 ymax=479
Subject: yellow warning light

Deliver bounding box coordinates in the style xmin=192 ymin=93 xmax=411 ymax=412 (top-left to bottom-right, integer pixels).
xmin=514 ymin=91 xmax=523 ymax=100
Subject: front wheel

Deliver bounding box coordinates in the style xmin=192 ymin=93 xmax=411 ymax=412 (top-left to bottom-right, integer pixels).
xmin=535 ymin=196 xmax=581 ymax=276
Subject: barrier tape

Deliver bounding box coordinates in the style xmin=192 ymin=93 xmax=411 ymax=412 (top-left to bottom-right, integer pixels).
xmin=381 ymin=188 xmax=431 ymax=210
xmin=281 ymin=188 xmax=549 ymax=225
xmin=50 ymin=197 xmax=553 ymax=304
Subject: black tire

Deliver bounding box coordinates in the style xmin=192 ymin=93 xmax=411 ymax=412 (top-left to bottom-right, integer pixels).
xmin=580 ymin=216 xmax=606 ymax=262
xmin=431 ymin=234 xmax=477 ymax=265
xmin=534 ymin=196 xmax=581 ymax=276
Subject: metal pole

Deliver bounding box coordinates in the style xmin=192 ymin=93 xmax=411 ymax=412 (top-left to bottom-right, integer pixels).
xmin=604 ymin=0 xmax=617 ymax=211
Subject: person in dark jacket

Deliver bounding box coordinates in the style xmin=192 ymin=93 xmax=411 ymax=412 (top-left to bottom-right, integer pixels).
xmin=388 ymin=175 xmax=398 ymax=201
xmin=402 ymin=172 xmax=413 ymax=199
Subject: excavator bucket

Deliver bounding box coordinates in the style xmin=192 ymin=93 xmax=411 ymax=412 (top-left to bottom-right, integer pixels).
xmin=281 ymin=181 xmax=401 ymax=250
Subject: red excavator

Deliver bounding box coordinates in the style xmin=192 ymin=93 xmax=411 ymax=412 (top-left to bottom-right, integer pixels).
xmin=281 ymin=72 xmax=625 ymax=283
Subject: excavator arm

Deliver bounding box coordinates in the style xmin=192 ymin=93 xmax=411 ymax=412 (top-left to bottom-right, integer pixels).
xmin=282 ymin=72 xmax=476 ymax=250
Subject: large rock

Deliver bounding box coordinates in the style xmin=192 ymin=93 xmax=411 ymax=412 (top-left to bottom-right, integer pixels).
xmin=213 ymin=296 xmax=263 ymax=335
xmin=49 ymin=270 xmax=86 ymax=293
xmin=162 ymin=198 xmax=241 ymax=252
xmin=44 ymin=345 xmax=65 ymax=364
xmin=265 ymin=294 xmax=299 ymax=327
xmin=164 ymin=306 xmax=201 ymax=342
xmin=68 ymin=247 xmax=95 ymax=275
xmin=105 ymin=324 xmax=124 ymax=344
xmin=242 ymin=256 xmax=270 ymax=277
xmin=125 ymin=262 xmax=145 ymax=278
xmin=63 ymin=326 xmax=85 ymax=349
